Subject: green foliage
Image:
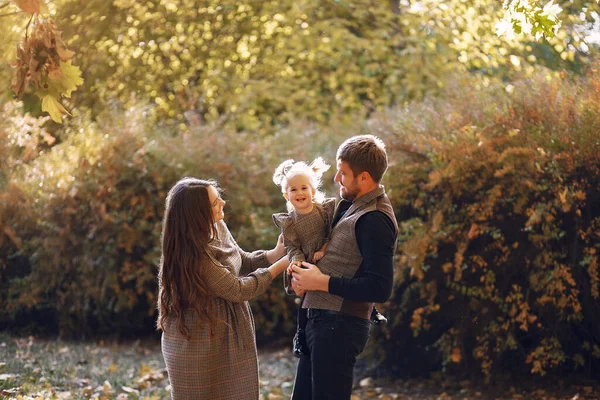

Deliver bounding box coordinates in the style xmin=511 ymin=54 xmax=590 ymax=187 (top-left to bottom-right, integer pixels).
xmin=369 ymin=65 xmax=600 ymax=378
xmin=3 ymin=62 xmax=600 ymax=379
xmin=1 ymin=0 xmax=598 ymax=126
xmin=498 ymin=0 xmax=563 ymax=40
xmin=0 ymin=96 xmax=359 ymax=338
xmin=30 ymin=0 xmax=594 ymax=129
xmin=4 ymin=65 xmax=600 ymax=380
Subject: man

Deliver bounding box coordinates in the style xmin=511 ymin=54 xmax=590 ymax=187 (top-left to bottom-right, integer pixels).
xmin=290 ymin=135 xmax=398 ymax=399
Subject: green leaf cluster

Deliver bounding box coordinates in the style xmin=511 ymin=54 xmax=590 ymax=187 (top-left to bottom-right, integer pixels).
xmin=39 ymin=0 xmax=597 ymax=129
xmin=3 ymin=66 xmax=600 ymax=380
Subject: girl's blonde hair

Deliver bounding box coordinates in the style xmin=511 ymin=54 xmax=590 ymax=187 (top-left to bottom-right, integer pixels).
xmin=273 ymin=157 xmax=330 ymax=211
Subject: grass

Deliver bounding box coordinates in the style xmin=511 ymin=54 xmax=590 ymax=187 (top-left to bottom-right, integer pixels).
xmin=0 ymin=333 xmax=170 ymax=399
xmin=0 ymin=332 xmax=298 ymax=400
xmin=2 ymin=332 xmax=600 ymax=400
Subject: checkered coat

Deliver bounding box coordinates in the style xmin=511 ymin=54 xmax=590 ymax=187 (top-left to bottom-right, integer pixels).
xmin=161 ymin=220 xmax=273 ymax=400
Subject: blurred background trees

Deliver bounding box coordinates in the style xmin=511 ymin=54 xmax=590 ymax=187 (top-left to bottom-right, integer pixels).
xmin=1 ymin=0 xmax=600 ymax=379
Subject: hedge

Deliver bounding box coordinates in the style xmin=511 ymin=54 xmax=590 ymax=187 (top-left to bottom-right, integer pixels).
xmin=2 ymin=67 xmax=600 ymax=378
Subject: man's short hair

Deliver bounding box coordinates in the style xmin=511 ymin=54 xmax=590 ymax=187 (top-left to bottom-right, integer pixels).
xmin=336 ymin=135 xmax=388 ymax=183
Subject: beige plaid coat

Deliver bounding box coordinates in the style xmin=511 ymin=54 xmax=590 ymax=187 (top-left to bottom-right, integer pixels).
xmin=161 ymin=220 xmax=273 ymax=400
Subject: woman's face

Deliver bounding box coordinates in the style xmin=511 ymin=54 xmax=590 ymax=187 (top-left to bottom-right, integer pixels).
xmin=207 ymin=185 xmax=225 ymax=222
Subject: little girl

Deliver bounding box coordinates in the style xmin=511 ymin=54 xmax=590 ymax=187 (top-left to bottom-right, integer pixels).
xmin=272 ymin=157 xmax=336 ymax=356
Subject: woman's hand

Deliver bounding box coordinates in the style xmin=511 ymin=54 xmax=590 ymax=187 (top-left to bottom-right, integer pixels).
xmin=266 ymin=234 xmax=286 ymax=263
xmin=291 ymin=261 xmax=330 ymax=293
xmin=267 ymin=256 xmax=290 ymax=278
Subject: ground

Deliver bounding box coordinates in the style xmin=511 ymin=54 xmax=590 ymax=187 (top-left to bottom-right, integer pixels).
xmin=0 ymin=333 xmax=599 ymax=399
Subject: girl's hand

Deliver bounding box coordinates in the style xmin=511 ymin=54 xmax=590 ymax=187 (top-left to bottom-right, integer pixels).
xmin=312 ymin=251 xmax=325 ymax=262
xmin=287 ymin=260 xmax=302 ymax=275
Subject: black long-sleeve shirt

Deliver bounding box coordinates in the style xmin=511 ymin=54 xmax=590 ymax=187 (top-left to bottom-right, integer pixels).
xmin=327 ymin=203 xmax=396 ymax=303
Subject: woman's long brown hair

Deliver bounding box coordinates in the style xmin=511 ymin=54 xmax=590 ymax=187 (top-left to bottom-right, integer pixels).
xmin=156 ymin=177 xmax=220 ymax=340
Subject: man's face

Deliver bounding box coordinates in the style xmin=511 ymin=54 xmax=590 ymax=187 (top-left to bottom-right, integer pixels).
xmin=334 ymin=160 xmax=360 ymax=201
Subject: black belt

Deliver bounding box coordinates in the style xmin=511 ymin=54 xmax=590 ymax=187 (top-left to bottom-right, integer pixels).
xmin=306 ymin=308 xmax=346 ymax=319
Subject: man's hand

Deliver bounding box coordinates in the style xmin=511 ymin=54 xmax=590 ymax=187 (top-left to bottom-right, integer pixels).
xmin=292 ymin=282 xmax=307 ymax=297
xmin=291 ymin=261 xmax=330 ymax=292
xmin=290 ymin=272 xmax=307 ymax=296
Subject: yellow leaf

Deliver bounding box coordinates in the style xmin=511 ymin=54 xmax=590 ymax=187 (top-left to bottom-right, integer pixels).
xmin=139 ymin=363 xmax=152 ymax=376
xmin=467 ymin=223 xmax=479 ymax=240
xmin=11 ymin=0 xmax=47 ymax=14
xmin=559 ymin=187 xmax=568 ymax=204
xmin=103 ymin=380 xmax=114 ymax=395
xmin=41 ymin=94 xmax=68 ymax=123
xmin=450 ymin=347 xmax=462 ymax=363
xmin=109 ymin=364 xmax=118 ymax=373
xmin=47 ymin=61 xmax=84 ymax=98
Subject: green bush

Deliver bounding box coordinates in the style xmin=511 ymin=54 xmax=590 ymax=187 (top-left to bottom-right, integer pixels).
xmin=2 ymin=66 xmax=600 ymax=380
xmin=0 ymin=100 xmax=356 ymax=338
xmin=368 ymin=66 xmax=600 ymax=378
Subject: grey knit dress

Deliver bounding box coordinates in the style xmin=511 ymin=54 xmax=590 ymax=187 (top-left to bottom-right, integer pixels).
xmin=272 ymin=198 xmax=336 ymax=294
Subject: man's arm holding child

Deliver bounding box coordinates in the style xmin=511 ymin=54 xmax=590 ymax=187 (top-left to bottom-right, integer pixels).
xmin=291 ymin=211 xmax=395 ymax=303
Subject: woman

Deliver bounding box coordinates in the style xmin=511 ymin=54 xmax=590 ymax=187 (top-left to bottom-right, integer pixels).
xmin=157 ymin=177 xmax=288 ymax=399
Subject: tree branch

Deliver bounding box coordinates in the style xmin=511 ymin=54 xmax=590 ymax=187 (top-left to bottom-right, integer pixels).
xmin=0 ymin=11 xmax=23 ymax=17
xmin=25 ymin=14 xmax=32 ymax=38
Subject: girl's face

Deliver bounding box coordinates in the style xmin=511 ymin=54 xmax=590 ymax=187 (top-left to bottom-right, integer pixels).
xmin=285 ymin=175 xmax=316 ymax=214
xmin=207 ymin=185 xmax=226 ymax=222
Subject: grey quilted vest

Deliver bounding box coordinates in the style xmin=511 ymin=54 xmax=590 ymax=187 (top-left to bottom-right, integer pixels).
xmin=302 ymin=185 xmax=398 ymax=319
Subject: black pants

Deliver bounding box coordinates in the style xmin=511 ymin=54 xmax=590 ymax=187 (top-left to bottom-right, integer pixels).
xmin=291 ymin=310 xmax=371 ymax=400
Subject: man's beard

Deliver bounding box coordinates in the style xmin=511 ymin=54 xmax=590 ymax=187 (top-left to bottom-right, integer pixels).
xmin=340 ymin=180 xmax=359 ymax=201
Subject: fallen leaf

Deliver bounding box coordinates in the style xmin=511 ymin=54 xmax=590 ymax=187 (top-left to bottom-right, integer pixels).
xmin=360 ymin=377 xmax=374 ymax=388
xmin=121 ymin=386 xmax=139 ymax=395
xmin=103 ymin=380 xmax=114 ymax=395
xmin=1 ymin=387 xmax=20 ymax=396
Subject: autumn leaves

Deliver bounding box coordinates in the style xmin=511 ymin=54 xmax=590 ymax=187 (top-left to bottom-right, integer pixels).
xmin=9 ymin=0 xmax=83 ymax=122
